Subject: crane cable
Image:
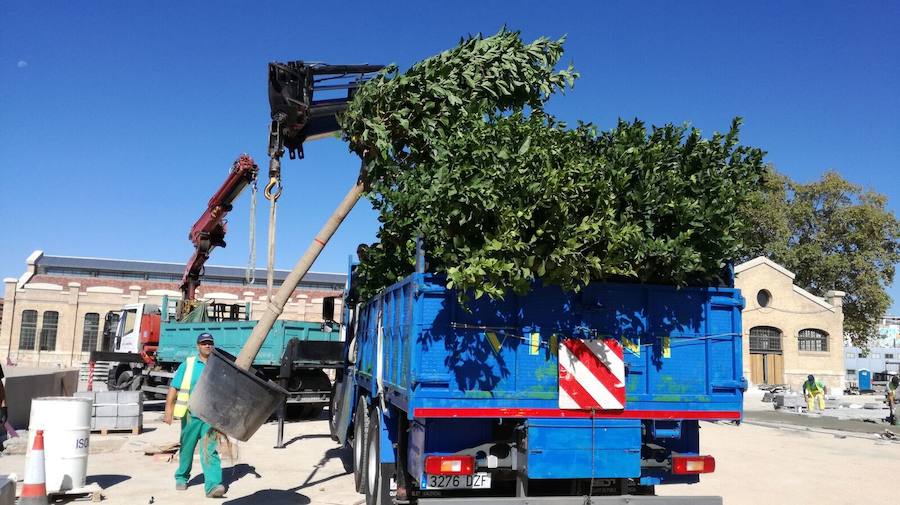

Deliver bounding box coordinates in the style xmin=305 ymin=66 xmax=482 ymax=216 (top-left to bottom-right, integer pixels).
xmin=245 ymin=178 xmax=258 ymax=285
xmin=266 ymin=188 xmax=280 ymax=300
xmin=264 ymin=138 xmax=284 ymax=301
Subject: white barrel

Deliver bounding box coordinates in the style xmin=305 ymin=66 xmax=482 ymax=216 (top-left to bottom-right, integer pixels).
xmin=26 ymin=397 xmax=92 ymax=492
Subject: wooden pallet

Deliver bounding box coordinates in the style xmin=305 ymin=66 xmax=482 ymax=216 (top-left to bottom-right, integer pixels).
xmin=93 ymin=426 xmax=141 ymax=435
xmin=48 ymin=482 xmax=103 ymax=503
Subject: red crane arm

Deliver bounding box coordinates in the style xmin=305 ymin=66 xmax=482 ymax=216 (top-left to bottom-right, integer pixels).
xmin=180 ymin=155 xmax=259 ymax=303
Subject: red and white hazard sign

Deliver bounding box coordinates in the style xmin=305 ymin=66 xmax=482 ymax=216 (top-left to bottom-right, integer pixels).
xmin=558 ymin=338 xmax=626 ymax=410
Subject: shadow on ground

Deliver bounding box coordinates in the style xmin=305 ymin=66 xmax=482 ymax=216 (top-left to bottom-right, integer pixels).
xmin=280 ymin=433 xmax=332 ymax=448
xmin=294 ymin=446 xmax=352 ymax=491
xmin=186 ymin=463 xmax=262 ymax=488
xmin=223 ymin=489 xmax=311 ymax=505
xmin=224 ymin=464 xmax=262 ymax=486
xmin=85 ymin=474 xmax=130 ymax=488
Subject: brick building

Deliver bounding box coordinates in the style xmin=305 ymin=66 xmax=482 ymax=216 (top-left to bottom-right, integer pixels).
xmin=735 ymin=257 xmax=846 ymax=393
xmin=1 ymin=250 xmax=345 ymax=368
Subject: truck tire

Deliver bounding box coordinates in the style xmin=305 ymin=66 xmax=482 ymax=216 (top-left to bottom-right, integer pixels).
xmin=365 ymin=405 xmax=394 ymax=505
xmin=328 ymin=381 xmax=339 ymax=440
xmin=353 ymin=399 xmax=369 ymax=494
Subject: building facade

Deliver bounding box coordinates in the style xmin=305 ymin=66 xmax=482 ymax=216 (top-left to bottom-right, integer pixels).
xmin=1 ymin=251 xmax=345 ymax=368
xmin=842 ymin=316 xmax=900 ymax=388
xmin=735 ymin=257 xmax=846 ymax=393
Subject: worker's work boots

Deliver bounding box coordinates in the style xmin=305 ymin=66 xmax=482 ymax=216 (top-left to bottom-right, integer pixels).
xmin=175 ymin=482 xmax=187 ymax=491
xmin=206 ymin=485 xmax=226 ymax=498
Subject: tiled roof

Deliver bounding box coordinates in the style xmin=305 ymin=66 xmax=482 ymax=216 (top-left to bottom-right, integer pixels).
xmin=37 ymin=254 xmax=346 ymax=285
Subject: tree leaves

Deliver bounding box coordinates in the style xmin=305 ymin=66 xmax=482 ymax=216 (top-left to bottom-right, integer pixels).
xmin=340 ymin=29 xmax=767 ymax=303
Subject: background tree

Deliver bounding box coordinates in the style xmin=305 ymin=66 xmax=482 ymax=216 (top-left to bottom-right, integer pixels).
xmin=739 ymin=170 xmax=900 ymax=346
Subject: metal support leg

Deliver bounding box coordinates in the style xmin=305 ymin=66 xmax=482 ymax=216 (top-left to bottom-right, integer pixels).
xmin=274 ymin=399 xmax=286 ymax=449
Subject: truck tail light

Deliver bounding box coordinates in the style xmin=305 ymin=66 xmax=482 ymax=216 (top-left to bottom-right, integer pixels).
xmin=672 ymin=455 xmax=715 ymax=475
xmin=424 ymin=455 xmax=475 ymax=475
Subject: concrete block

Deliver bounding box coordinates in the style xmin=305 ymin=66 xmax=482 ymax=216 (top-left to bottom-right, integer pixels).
xmin=74 ymin=391 xmax=96 ymax=400
xmin=0 ymin=475 xmax=15 ymax=505
xmin=94 ymin=416 xmax=118 ymax=430
xmin=115 ymin=416 xmax=140 ymax=430
xmin=117 ymin=391 xmax=142 ymax=404
xmin=118 ymin=404 xmax=141 ymax=417
xmin=94 ymin=405 xmax=117 ymax=417
xmin=91 ymin=417 xmax=97 ymax=430
xmin=4 ymin=370 xmax=79 ymax=429
xmin=94 ymin=391 xmax=119 ymax=405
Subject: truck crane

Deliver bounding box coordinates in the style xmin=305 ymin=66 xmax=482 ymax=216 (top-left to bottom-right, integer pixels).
xmin=91 ymin=61 xmax=383 ymax=420
xmin=179 ymin=154 xmax=259 ymax=319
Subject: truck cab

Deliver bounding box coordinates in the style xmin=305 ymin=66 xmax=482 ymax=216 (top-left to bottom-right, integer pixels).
xmin=108 ymin=303 xmax=161 ymax=356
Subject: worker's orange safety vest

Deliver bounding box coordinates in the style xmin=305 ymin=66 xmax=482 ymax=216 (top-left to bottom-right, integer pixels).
xmin=173 ymin=357 xmax=196 ymax=419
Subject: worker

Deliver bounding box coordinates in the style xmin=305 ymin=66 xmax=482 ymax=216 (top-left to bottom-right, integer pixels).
xmin=802 ymin=374 xmax=826 ymax=412
xmin=0 ymin=361 xmax=7 ymax=451
xmin=888 ymin=376 xmax=899 ymax=425
xmin=163 ymin=332 xmax=224 ymax=498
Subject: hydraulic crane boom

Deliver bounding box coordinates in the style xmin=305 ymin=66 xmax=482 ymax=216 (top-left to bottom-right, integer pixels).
xmin=178 ymin=62 xmax=381 ymax=321
xmin=180 ymin=154 xmax=259 ymax=316
xmin=267 ymin=61 xmax=384 ymax=160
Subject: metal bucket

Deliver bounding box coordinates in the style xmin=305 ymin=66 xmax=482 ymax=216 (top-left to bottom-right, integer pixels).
xmin=189 ymin=348 xmax=288 ymax=441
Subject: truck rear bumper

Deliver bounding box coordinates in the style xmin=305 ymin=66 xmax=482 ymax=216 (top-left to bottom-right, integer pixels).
xmin=417 ymin=496 xmax=721 ymax=505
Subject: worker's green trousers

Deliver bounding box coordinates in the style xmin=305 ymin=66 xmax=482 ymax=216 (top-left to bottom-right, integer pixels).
xmin=175 ymin=413 xmax=222 ymax=494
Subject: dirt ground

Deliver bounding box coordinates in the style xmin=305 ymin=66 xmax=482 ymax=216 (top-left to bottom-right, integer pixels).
xmin=1 ymin=405 xmax=897 ymax=504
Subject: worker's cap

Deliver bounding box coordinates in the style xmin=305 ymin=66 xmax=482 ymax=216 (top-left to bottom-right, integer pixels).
xmin=197 ymin=333 xmax=215 ymax=344
xmin=807 ymin=374 xmax=814 ymax=381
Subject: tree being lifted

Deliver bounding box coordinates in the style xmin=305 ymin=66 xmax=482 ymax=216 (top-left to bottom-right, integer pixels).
xmin=340 ymin=29 xmax=767 ymax=301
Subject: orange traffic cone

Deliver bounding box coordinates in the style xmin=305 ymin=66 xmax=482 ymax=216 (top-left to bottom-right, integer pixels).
xmin=21 ymin=429 xmax=49 ymax=505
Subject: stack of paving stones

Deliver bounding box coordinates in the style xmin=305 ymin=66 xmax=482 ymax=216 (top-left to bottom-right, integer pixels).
xmin=75 ymin=391 xmax=143 ymax=434
xmin=773 ymin=392 xmax=804 ymax=411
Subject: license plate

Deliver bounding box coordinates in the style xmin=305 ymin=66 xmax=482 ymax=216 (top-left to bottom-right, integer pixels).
xmin=424 ymin=472 xmax=491 ymax=490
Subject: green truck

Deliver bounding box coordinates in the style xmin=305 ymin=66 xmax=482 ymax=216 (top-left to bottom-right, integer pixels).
xmin=93 ymin=295 xmax=342 ymax=418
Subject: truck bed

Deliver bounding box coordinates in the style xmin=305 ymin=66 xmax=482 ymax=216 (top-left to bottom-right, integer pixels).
xmin=355 ymin=273 xmax=744 ymax=419
xmin=157 ymin=319 xmax=342 ymax=368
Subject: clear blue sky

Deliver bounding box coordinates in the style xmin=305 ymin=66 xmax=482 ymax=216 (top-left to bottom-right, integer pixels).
xmin=2 ymin=2 xmax=899 ymax=309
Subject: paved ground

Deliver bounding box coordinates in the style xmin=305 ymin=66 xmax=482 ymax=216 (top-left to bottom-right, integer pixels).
xmin=1 ymin=400 xmax=898 ymax=504
xmin=657 ymin=421 xmax=897 ymax=505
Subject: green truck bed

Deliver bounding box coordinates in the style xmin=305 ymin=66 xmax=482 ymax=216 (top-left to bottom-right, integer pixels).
xmin=156 ymin=319 xmax=342 ymax=368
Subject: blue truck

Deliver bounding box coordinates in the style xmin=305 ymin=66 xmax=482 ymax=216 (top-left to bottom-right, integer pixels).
xmin=330 ymin=261 xmax=745 ymax=504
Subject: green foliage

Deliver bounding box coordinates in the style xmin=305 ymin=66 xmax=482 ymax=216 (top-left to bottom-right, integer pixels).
xmin=341 ymin=29 xmax=767 ymax=302
xmin=740 ymin=171 xmax=900 ymax=346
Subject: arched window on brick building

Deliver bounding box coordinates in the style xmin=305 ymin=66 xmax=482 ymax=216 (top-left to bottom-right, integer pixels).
xmin=798 ymin=328 xmax=829 ymax=352
xmin=81 ymin=313 xmax=100 ymax=352
xmin=18 ymin=310 xmax=37 ymax=350
xmin=39 ymin=311 xmax=59 ymax=351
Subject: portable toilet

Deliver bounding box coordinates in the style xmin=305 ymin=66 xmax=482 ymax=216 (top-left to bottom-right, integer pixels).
xmin=858 ymin=369 xmax=872 ymax=391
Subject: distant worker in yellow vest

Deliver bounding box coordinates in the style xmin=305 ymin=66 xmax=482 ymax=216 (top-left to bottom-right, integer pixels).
xmin=887 ymin=376 xmax=899 ymax=425
xmin=163 ymin=332 xmax=224 ymax=498
xmin=802 ymin=374 xmax=826 ymax=412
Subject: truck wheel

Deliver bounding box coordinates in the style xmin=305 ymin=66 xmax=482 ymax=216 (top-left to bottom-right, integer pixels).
xmin=328 ymin=381 xmax=339 ymax=440
xmin=115 ymin=369 xmax=133 ymax=390
xmin=365 ymin=405 xmax=394 ymax=505
xmin=353 ymin=399 xmax=369 ymax=494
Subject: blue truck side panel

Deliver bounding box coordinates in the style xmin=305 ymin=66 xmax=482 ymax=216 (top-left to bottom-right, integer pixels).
xmin=351 ymin=273 xmax=744 ymax=483
xmin=356 ymin=274 xmax=744 ymax=412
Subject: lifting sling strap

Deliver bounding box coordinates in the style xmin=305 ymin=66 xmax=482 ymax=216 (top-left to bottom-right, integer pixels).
xmin=173 ymin=357 xmax=196 ymax=419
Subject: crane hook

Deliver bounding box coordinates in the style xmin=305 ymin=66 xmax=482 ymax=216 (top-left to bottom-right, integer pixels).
xmin=264 ymin=176 xmax=283 ymax=202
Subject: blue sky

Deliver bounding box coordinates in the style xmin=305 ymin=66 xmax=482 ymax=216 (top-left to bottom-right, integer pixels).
xmin=1 ymin=2 xmax=899 ymax=309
